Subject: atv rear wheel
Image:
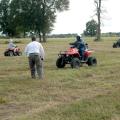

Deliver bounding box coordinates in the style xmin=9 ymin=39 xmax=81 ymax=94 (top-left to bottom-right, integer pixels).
xmin=56 ymin=57 xmax=65 ymax=68
xmin=87 ymin=57 xmax=97 ymax=66
xmin=4 ymin=51 xmax=8 ymax=56
xmin=71 ymin=58 xmax=81 ymax=68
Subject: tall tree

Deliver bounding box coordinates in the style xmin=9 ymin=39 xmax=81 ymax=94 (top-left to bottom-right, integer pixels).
xmin=10 ymin=0 xmax=36 ymax=37
xmin=94 ymin=0 xmax=102 ymax=41
xmin=84 ymin=19 xmax=97 ymax=37
xmin=37 ymin=0 xmax=69 ymax=42
xmin=32 ymin=0 xmax=56 ymax=42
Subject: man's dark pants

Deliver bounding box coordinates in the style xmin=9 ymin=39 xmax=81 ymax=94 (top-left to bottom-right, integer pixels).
xmin=28 ymin=53 xmax=43 ymax=79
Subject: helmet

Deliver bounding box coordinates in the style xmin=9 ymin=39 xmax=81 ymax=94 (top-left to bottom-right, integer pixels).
xmin=76 ymin=35 xmax=81 ymax=41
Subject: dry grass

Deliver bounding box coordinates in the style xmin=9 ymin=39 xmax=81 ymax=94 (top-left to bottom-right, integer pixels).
xmin=0 ymin=37 xmax=120 ymax=120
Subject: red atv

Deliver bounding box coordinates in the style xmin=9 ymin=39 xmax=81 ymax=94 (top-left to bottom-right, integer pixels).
xmin=4 ymin=46 xmax=22 ymax=56
xmin=56 ymin=46 xmax=97 ymax=68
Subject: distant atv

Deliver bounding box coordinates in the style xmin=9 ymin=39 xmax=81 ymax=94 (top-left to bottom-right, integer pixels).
xmin=113 ymin=39 xmax=120 ymax=48
xmin=56 ymin=46 xmax=97 ymax=68
xmin=4 ymin=46 xmax=22 ymax=56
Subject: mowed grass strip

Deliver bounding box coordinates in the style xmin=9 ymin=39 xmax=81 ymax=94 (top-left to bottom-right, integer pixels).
xmin=16 ymin=87 xmax=120 ymax=120
xmin=0 ymin=37 xmax=120 ymax=120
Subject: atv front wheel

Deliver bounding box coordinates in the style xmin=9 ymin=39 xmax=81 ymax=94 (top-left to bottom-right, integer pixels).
xmin=56 ymin=57 xmax=65 ymax=68
xmin=16 ymin=51 xmax=22 ymax=56
xmin=113 ymin=43 xmax=117 ymax=48
xmin=87 ymin=57 xmax=97 ymax=66
xmin=71 ymin=58 xmax=81 ymax=68
xmin=18 ymin=52 xmax=22 ymax=56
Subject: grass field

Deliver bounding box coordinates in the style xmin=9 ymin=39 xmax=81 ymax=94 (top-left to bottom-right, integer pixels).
xmin=0 ymin=37 xmax=120 ymax=120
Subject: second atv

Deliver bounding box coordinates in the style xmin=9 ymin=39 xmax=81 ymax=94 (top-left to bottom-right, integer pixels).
xmin=4 ymin=46 xmax=22 ymax=56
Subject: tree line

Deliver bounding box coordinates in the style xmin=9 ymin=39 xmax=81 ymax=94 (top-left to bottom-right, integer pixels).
xmin=0 ymin=0 xmax=108 ymax=41
xmin=0 ymin=0 xmax=69 ymax=42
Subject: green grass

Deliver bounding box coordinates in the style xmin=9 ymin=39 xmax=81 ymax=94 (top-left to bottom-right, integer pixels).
xmin=0 ymin=37 xmax=120 ymax=120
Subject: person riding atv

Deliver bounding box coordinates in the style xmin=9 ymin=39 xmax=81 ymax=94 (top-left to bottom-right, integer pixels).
xmin=56 ymin=36 xmax=97 ymax=68
xmin=8 ymin=39 xmax=16 ymax=50
xmin=70 ymin=35 xmax=87 ymax=60
xmin=4 ymin=39 xmax=22 ymax=56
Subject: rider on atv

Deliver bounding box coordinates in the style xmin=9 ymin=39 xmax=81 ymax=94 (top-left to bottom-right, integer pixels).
xmin=56 ymin=35 xmax=97 ymax=68
xmin=70 ymin=35 xmax=87 ymax=60
xmin=8 ymin=39 xmax=18 ymax=53
xmin=4 ymin=39 xmax=22 ymax=56
xmin=7 ymin=39 xmax=20 ymax=55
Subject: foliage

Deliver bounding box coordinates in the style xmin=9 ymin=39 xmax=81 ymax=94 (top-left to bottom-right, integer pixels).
xmin=0 ymin=0 xmax=13 ymax=36
xmin=84 ymin=19 xmax=97 ymax=37
xmin=0 ymin=0 xmax=69 ymax=41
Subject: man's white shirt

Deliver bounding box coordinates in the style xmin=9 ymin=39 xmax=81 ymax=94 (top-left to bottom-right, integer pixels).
xmin=25 ymin=41 xmax=45 ymax=59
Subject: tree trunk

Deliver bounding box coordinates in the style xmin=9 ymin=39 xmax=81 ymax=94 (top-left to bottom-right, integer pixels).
xmin=42 ymin=0 xmax=46 ymax=43
xmin=97 ymin=15 xmax=101 ymax=41
xmin=23 ymin=30 xmax=26 ymax=38
xmin=38 ymin=32 xmax=42 ymax=42
xmin=42 ymin=32 xmax=46 ymax=42
xmin=95 ymin=0 xmax=101 ymax=41
xmin=97 ymin=0 xmax=101 ymax=41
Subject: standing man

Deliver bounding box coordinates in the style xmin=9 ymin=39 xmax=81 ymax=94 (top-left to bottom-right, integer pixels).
xmin=25 ymin=36 xmax=45 ymax=79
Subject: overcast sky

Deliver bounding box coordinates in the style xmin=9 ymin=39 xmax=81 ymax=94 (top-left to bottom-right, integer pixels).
xmin=51 ymin=0 xmax=120 ymax=34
